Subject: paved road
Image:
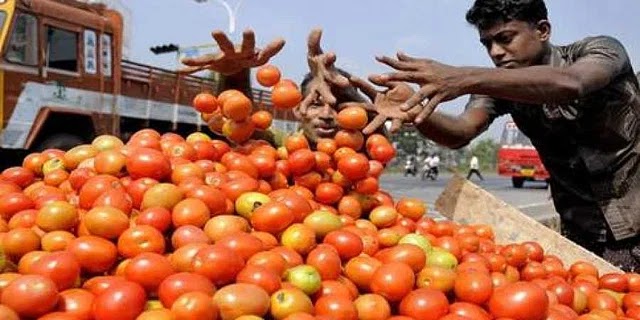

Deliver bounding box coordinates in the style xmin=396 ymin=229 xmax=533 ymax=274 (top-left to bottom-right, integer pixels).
xmin=379 ymin=172 xmax=558 ymax=222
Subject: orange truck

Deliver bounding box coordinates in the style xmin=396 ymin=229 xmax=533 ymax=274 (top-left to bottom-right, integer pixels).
xmin=496 ymin=120 xmax=550 ymax=188
xmin=0 ymin=0 xmax=297 ymax=166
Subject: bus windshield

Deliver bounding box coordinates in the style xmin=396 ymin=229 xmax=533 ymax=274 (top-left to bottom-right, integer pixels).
xmin=500 ymin=122 xmax=532 ymax=146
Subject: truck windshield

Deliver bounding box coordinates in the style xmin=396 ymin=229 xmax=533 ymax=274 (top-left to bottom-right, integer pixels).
xmin=500 ymin=122 xmax=532 ymax=146
xmin=0 ymin=11 xmax=6 ymax=30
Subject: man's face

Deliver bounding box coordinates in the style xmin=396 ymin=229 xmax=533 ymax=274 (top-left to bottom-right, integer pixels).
xmin=295 ymin=86 xmax=364 ymax=144
xmin=479 ymin=20 xmax=550 ymax=69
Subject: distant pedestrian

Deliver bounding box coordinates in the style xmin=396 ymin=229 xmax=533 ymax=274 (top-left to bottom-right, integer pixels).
xmin=467 ymin=155 xmax=484 ymax=181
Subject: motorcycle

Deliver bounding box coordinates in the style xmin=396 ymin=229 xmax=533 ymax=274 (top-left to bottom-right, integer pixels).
xmin=421 ymin=166 xmax=438 ymax=181
xmin=404 ymin=161 xmax=418 ymax=177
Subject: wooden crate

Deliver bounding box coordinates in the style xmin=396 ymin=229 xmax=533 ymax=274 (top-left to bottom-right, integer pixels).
xmin=435 ymin=174 xmax=622 ymax=274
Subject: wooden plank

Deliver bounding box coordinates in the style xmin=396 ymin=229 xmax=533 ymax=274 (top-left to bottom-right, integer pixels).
xmin=434 ymin=174 xmax=622 ymax=274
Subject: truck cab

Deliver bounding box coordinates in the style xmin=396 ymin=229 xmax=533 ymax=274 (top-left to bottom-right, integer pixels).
xmin=497 ymin=121 xmax=550 ymax=188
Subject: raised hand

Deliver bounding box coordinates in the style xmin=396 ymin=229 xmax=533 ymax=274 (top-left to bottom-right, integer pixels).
xmin=297 ymin=29 xmax=350 ymax=116
xmin=179 ymin=29 xmax=285 ymax=76
xmin=347 ymin=76 xmax=419 ymax=135
xmin=372 ymin=52 xmax=466 ymax=123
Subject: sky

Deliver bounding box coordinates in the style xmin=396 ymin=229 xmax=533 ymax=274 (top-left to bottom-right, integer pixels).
xmin=126 ymin=0 xmax=640 ymax=142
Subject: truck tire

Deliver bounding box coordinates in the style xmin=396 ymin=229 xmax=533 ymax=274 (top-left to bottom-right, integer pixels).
xmin=512 ymin=177 xmax=525 ymax=188
xmin=36 ymin=133 xmax=85 ymax=151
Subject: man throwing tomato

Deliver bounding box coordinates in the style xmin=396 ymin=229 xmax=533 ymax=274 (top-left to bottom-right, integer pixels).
xmin=353 ymin=0 xmax=640 ymax=270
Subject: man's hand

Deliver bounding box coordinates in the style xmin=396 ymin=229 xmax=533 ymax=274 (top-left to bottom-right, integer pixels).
xmin=372 ymin=52 xmax=467 ymax=123
xmin=297 ymin=29 xmax=350 ymax=116
xmin=347 ymin=76 xmax=418 ymax=135
xmin=179 ymin=29 xmax=285 ymax=76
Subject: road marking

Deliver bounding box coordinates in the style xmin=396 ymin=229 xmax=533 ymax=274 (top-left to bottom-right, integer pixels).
xmin=517 ymin=201 xmax=553 ymax=209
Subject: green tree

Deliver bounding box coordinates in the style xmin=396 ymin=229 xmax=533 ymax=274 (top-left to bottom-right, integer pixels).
xmin=467 ymin=138 xmax=499 ymax=171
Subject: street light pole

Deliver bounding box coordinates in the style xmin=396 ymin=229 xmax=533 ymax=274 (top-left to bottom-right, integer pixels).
xmin=193 ymin=0 xmax=243 ymax=34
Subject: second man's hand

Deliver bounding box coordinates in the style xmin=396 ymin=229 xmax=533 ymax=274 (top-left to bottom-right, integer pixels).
xmin=372 ymin=52 xmax=468 ymax=123
xmin=348 ymin=76 xmax=418 ymax=135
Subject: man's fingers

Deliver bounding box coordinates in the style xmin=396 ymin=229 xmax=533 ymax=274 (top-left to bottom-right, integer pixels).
xmin=363 ymin=114 xmax=388 ymax=135
xmin=375 ymin=55 xmax=415 ymax=71
xmin=307 ymin=29 xmax=323 ymax=56
xmin=367 ymin=74 xmax=391 ymax=87
xmin=298 ymin=91 xmax=317 ymax=116
xmin=256 ymin=38 xmax=286 ymax=65
xmin=397 ymin=51 xmax=420 ymax=62
xmin=240 ymin=29 xmax=256 ymax=55
xmin=323 ymin=52 xmax=337 ymax=66
xmin=329 ymin=74 xmax=350 ymax=88
xmin=349 ymin=76 xmax=378 ymax=101
xmin=212 ymin=30 xmax=235 ymax=54
xmin=317 ymin=84 xmax=336 ymax=105
xmin=380 ymin=71 xmax=425 ymax=83
xmin=181 ymin=53 xmax=218 ymax=66
xmin=390 ymin=119 xmax=404 ymax=133
xmin=400 ymin=88 xmax=431 ymax=111
xmin=177 ymin=65 xmax=208 ymax=74
xmin=415 ymin=95 xmax=443 ymax=124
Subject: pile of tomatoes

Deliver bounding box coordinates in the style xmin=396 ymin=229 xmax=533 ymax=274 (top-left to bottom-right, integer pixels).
xmin=0 ymin=72 xmax=639 ymax=320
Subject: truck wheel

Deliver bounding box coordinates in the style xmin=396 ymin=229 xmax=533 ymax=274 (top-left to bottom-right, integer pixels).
xmin=512 ymin=177 xmax=524 ymax=188
xmin=36 ymin=133 xmax=85 ymax=151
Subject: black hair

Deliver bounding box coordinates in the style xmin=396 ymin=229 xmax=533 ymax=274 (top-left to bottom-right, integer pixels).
xmin=465 ymin=0 xmax=548 ymax=30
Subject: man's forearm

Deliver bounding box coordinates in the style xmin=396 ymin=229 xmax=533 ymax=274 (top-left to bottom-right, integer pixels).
xmin=460 ymin=66 xmax=583 ymax=104
xmin=415 ymin=112 xmax=475 ymax=149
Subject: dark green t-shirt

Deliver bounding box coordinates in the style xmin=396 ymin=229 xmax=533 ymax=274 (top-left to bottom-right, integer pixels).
xmin=467 ymin=36 xmax=640 ymax=241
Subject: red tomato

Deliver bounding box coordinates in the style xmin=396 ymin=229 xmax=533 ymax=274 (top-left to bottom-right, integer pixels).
xmin=399 ymin=288 xmax=449 ymax=320
xmin=29 ymin=251 xmax=81 ymax=291
xmin=186 ymin=185 xmax=227 ymax=216
xmin=2 ymin=167 xmax=35 ymax=188
xmin=449 ymin=302 xmax=492 ymax=320
xmin=58 ymin=288 xmax=95 ymax=320
xmin=135 ymin=206 xmax=172 ymax=232
xmin=599 ymin=273 xmax=629 ymax=292
xmin=453 ymin=271 xmax=493 ymax=305
xmin=0 ymin=192 xmax=35 ymax=219
xmin=92 ymin=281 xmax=147 ymax=320
xmin=117 ymin=225 xmax=166 ymax=258
xmin=157 ymin=272 xmax=216 ymax=308
xmin=171 ymin=291 xmax=219 ymax=320
xmin=323 ymin=230 xmax=364 ymax=261
xmin=306 ymin=244 xmax=342 ymax=280
xmin=78 ymin=175 xmax=121 ymax=210
xmin=375 ymin=244 xmax=426 ymax=273
xmin=67 ymin=235 xmax=118 ymax=274
xmin=0 ymin=274 xmax=59 ymax=318
xmin=215 ymin=232 xmax=264 ymax=262
xmin=315 ymin=295 xmax=358 ymax=320
xmin=337 ymin=153 xmax=370 ymax=181
xmin=287 ymin=149 xmax=316 ymax=176
xmin=125 ymin=148 xmax=171 ymax=180
xmin=213 ymin=283 xmax=270 ymax=320
xmin=125 ymin=177 xmax=158 ymax=209
xmin=370 ymin=262 xmax=415 ymax=302
xmin=246 ymin=251 xmax=288 ymax=278
xmin=124 ymin=252 xmax=175 ymax=293
xmin=488 ymin=281 xmax=549 ymax=320
xmin=192 ymin=244 xmax=245 ymax=286
xmin=236 ymin=264 xmax=282 ymax=295
xmin=251 ymin=202 xmax=295 ymax=234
